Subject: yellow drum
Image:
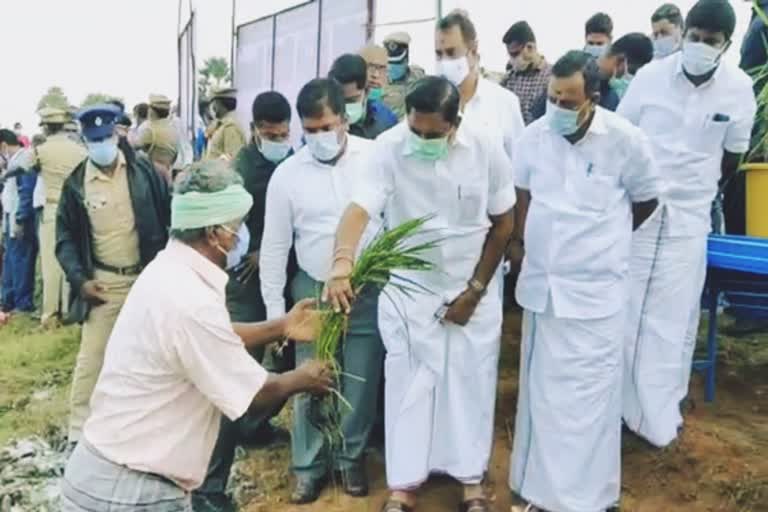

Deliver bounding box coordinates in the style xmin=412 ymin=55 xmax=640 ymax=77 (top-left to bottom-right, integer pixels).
xmin=741 ymin=163 xmax=768 ymax=238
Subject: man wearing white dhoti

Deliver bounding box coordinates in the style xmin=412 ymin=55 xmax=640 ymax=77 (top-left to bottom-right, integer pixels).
xmin=508 ymin=51 xmax=660 ymax=512
xmin=324 ymin=76 xmax=516 ymax=512
xmin=617 ymin=0 xmax=756 ymax=448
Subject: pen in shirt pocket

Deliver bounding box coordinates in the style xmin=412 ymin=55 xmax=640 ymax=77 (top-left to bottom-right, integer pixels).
xmin=586 ymin=163 xmax=593 ymax=177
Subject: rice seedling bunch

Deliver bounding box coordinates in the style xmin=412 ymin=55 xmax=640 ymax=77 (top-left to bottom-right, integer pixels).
xmin=308 ymin=215 xmax=440 ymax=451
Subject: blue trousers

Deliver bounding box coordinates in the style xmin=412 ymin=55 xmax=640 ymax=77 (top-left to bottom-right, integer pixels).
xmin=2 ymin=220 xmax=38 ymax=312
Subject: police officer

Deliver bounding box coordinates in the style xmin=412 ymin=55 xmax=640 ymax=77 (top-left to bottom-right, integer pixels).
xmin=382 ymin=31 xmax=425 ymax=120
xmin=137 ymin=94 xmax=179 ymax=164
xmin=205 ymin=87 xmax=247 ymax=161
xmin=33 ymin=107 xmax=88 ymax=326
xmin=57 ymin=104 xmax=170 ymax=448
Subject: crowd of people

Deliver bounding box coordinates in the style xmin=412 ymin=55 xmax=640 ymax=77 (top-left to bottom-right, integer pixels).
xmin=0 ymin=0 xmax=763 ymax=511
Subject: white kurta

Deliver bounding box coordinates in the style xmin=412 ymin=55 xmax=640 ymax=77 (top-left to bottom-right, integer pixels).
xmin=353 ymin=122 xmax=516 ymax=488
xmin=510 ymin=107 xmax=660 ymax=512
xmin=617 ymin=53 xmax=756 ymax=446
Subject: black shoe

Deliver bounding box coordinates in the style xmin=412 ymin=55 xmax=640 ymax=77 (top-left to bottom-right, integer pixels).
xmin=191 ymin=492 xmax=236 ymax=512
xmin=340 ymin=467 xmax=369 ymax=497
xmin=290 ymin=475 xmax=327 ymax=504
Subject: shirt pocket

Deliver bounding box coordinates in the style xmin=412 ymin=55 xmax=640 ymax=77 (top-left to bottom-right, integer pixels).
xmin=565 ymin=167 xmax=618 ymax=214
xmin=455 ymin=183 xmax=485 ymax=223
xmin=686 ymin=115 xmax=729 ymax=156
xmin=85 ymin=194 xmax=111 ymax=233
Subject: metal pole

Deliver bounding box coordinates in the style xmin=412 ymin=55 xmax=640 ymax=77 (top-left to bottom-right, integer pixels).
xmin=230 ymin=0 xmax=237 ymax=81
xmin=437 ymin=0 xmax=443 ymax=19
xmin=316 ymin=0 xmax=323 ymax=77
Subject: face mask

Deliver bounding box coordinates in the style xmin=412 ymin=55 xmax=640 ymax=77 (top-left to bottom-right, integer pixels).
xmin=546 ymin=101 xmax=588 ymax=136
xmin=654 ymin=35 xmax=680 ymax=59
xmin=436 ymin=56 xmax=471 ymax=87
xmin=86 ymin=139 xmax=119 ymax=167
xmin=346 ymin=101 xmax=365 ymax=125
xmin=368 ymin=88 xmax=383 ymax=102
xmin=259 ymin=137 xmax=291 ymax=163
xmin=584 ymin=43 xmax=607 ymax=59
xmin=388 ymin=63 xmax=407 ymax=82
xmin=216 ymin=224 xmax=249 ymax=270
xmin=406 ymin=131 xmax=449 ymax=161
xmin=305 ymin=130 xmax=342 ymax=162
xmin=609 ymin=74 xmax=633 ymax=99
xmin=682 ymin=40 xmax=724 ymax=76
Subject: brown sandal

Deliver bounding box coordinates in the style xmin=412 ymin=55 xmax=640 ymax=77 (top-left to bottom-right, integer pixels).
xmin=460 ymin=498 xmax=490 ymax=512
xmin=382 ymin=499 xmax=414 ymax=512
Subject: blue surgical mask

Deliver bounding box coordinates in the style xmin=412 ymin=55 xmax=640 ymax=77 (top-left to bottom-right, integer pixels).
xmin=546 ymin=101 xmax=584 ymax=136
xmin=388 ymin=62 xmax=407 ymax=82
xmin=653 ymin=35 xmax=680 ymax=59
xmin=86 ymin=139 xmax=118 ymax=167
xmin=682 ymin=40 xmax=724 ymax=77
xmin=305 ymin=130 xmax=343 ymax=162
xmin=406 ymin=132 xmax=449 ymax=161
xmin=584 ymin=43 xmax=607 ymax=59
xmin=259 ymin=137 xmax=291 ymax=163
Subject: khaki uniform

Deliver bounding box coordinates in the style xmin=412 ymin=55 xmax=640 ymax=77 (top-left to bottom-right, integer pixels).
xmin=205 ymin=111 xmax=246 ymax=160
xmin=68 ymin=154 xmax=140 ymax=442
xmin=381 ymin=65 xmax=425 ymax=120
xmin=137 ymin=118 xmax=178 ymax=156
xmin=35 ymin=133 xmax=87 ymax=324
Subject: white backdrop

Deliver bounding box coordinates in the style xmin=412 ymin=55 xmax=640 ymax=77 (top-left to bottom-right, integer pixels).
xmin=178 ymin=12 xmax=197 ymax=147
xmin=234 ymin=18 xmax=274 ymax=132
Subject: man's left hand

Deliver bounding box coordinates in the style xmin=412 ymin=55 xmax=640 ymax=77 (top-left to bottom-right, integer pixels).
xmin=284 ymin=298 xmax=322 ymax=342
xmin=237 ymin=250 xmax=260 ymax=284
xmin=443 ymin=288 xmax=482 ymax=326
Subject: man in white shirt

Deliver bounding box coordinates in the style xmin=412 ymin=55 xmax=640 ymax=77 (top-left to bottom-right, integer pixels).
xmin=618 ymin=0 xmax=756 ymax=448
xmin=259 ymin=78 xmax=384 ymax=504
xmin=60 ymin=159 xmax=331 ymax=511
xmin=435 ymin=10 xmax=524 ymax=162
xmin=324 ymin=76 xmax=516 ymax=512
xmin=508 ymin=51 xmax=660 ymax=512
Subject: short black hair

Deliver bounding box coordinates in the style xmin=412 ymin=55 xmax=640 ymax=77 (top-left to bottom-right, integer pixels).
xmin=609 ymin=33 xmax=655 ymax=74
xmin=328 ymin=54 xmax=368 ymax=91
xmin=296 ymin=78 xmax=346 ymax=120
xmin=216 ymin=97 xmax=237 ymax=112
xmin=405 ymin=76 xmax=461 ymax=125
xmin=134 ymin=103 xmax=149 ymax=119
xmin=13 ymin=122 xmax=21 ymax=129
xmin=117 ymin=114 xmax=132 ymax=128
xmin=503 ymin=21 xmax=536 ymax=46
xmin=150 ymin=106 xmax=170 ymax=119
xmin=252 ymin=91 xmax=292 ymax=124
xmin=652 ymin=3 xmax=684 ymax=27
xmin=685 ymin=0 xmax=736 ymax=40
xmin=0 ymin=129 xmax=20 ymax=146
xmin=585 ymin=12 xmax=613 ymax=37
xmin=437 ymin=11 xmax=477 ymax=46
xmin=552 ymin=50 xmax=602 ymax=97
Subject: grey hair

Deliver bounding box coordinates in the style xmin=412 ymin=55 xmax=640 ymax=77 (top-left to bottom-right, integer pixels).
xmin=170 ymin=159 xmax=244 ymax=243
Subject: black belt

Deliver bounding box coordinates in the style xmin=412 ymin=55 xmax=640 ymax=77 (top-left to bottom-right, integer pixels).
xmin=93 ymin=260 xmax=143 ymax=276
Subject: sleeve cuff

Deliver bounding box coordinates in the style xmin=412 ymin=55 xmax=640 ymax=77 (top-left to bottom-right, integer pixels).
xmin=266 ymin=300 xmax=286 ymax=321
xmin=724 ymin=141 xmax=750 ymax=154
xmin=222 ymin=363 xmax=269 ymax=421
xmin=488 ymin=182 xmax=517 ymax=216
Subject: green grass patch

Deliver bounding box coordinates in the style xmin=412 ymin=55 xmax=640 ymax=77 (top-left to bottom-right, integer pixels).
xmin=0 ymin=314 xmax=79 ymax=445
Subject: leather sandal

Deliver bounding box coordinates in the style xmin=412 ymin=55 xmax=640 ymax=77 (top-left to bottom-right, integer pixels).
xmin=381 ymin=499 xmax=414 ymax=512
xmin=460 ymin=497 xmax=490 ymax=512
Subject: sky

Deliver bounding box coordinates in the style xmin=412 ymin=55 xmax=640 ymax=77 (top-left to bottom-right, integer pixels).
xmin=0 ymin=0 xmax=755 ymax=135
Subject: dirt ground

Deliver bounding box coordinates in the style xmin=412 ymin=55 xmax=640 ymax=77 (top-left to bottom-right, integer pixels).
xmin=238 ymin=311 xmax=768 ymax=512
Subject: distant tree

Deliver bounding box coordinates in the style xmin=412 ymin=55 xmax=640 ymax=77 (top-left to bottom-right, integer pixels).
xmin=80 ymin=93 xmax=123 ymax=108
xmin=37 ymin=86 xmax=70 ymax=111
xmin=199 ymin=57 xmax=231 ymax=98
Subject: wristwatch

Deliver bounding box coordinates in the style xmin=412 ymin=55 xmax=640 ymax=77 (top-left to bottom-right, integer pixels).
xmin=467 ymin=278 xmax=487 ymax=297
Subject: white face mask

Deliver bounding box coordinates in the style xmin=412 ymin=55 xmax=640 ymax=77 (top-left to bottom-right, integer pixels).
xmin=259 ymin=137 xmax=292 ymax=163
xmin=653 ymin=35 xmax=680 ymax=59
xmin=436 ymin=56 xmax=471 ymax=87
xmin=305 ymin=130 xmax=343 ymax=162
xmin=682 ymin=40 xmax=725 ymax=77
xmin=216 ymin=224 xmax=250 ymax=270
